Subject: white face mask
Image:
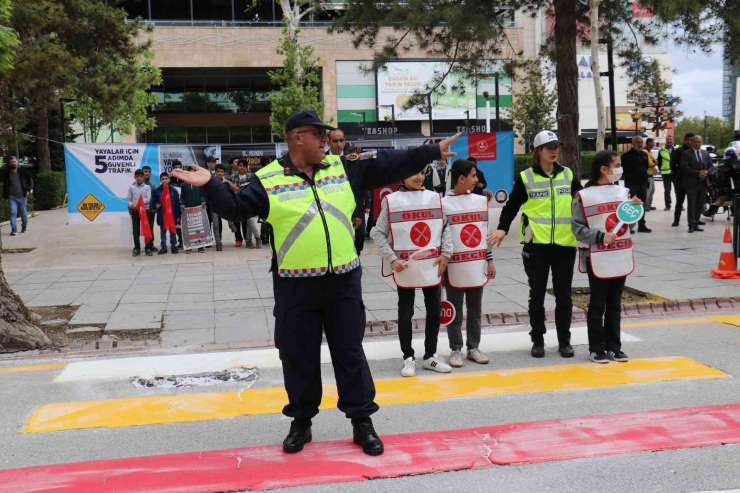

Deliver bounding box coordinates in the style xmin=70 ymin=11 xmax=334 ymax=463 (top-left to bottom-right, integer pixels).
xmin=609 ymin=166 xmax=623 ymax=182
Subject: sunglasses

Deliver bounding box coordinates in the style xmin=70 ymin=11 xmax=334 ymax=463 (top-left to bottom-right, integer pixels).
xmin=295 ymin=129 xmax=329 ymax=139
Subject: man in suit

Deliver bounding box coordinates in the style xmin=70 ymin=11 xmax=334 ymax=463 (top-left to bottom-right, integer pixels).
xmin=621 ymin=135 xmax=652 ymax=233
xmin=671 ymin=133 xmax=693 ymax=227
xmin=680 ymin=135 xmax=711 ymax=233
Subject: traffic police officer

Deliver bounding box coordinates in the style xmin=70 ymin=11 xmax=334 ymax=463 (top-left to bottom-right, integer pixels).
xmin=489 ymin=130 xmax=582 ymax=359
xmin=657 ymin=135 xmax=674 ymax=211
xmin=173 ymin=110 xmax=459 ymax=456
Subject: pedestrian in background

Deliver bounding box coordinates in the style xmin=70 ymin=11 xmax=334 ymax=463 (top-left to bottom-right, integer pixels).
xmin=620 ymin=135 xmax=651 ymax=233
xmin=127 ymin=169 xmax=153 ymax=256
xmin=680 ymin=135 xmax=711 ymax=233
xmin=644 ymin=138 xmax=658 ymax=211
xmin=211 ymin=164 xmax=227 ymax=251
xmin=224 ymin=159 xmax=251 ymax=247
xmin=152 ymin=172 xmax=181 ymax=255
xmin=658 ymin=135 xmax=674 ymax=211
xmin=490 ymin=130 xmax=580 ymax=359
xmin=671 ymin=133 xmax=693 ymax=227
xmin=2 ymin=156 xmax=32 ymax=236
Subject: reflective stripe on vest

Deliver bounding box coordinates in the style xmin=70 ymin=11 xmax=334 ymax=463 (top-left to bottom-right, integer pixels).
xmin=442 ymin=193 xmax=489 ymax=288
xmin=381 ymin=190 xmax=443 ymax=288
xmin=576 ymin=185 xmax=634 ymax=279
xmin=659 ymin=147 xmax=672 ymax=174
xmin=256 ymin=155 xmax=358 ymax=278
xmin=519 ymin=166 xmax=577 ymax=247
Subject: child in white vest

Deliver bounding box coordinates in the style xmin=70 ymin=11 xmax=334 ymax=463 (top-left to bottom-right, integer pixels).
xmin=371 ymin=169 xmax=454 ymax=377
xmin=443 ymin=160 xmax=497 ymax=367
xmin=572 ymin=149 xmax=642 ymax=364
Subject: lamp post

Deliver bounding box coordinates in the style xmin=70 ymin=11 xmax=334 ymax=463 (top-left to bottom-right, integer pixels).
xmin=377 ymin=104 xmax=396 ymax=137
xmin=350 ymin=111 xmax=366 ymax=139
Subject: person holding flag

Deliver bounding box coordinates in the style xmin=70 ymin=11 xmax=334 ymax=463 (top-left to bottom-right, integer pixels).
xmin=152 ymin=172 xmax=181 ymax=255
xmin=572 ymin=149 xmax=642 ymax=364
xmin=127 ymin=169 xmax=154 ymax=256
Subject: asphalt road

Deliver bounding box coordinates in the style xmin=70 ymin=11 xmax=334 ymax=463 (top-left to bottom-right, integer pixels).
xmin=1 ymin=314 xmax=739 ymax=493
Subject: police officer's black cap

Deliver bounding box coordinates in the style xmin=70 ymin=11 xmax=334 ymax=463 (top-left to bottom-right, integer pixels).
xmin=286 ymin=110 xmax=335 ymax=132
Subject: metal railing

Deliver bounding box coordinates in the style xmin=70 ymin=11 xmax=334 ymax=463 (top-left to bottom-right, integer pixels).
xmin=129 ymin=19 xmax=517 ymax=29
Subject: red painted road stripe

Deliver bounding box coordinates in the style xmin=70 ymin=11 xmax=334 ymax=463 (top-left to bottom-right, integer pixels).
xmin=2 ymin=404 xmax=740 ymax=493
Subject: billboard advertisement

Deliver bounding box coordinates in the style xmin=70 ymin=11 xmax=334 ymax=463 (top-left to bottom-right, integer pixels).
xmin=377 ymin=62 xmax=477 ymax=121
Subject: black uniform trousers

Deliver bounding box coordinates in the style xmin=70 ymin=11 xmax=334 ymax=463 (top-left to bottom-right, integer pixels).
xmin=273 ymin=266 xmax=378 ymax=420
xmin=624 ymin=182 xmax=648 ymax=227
xmin=522 ymin=243 xmax=576 ymax=344
xmin=685 ymin=185 xmax=705 ymax=225
xmin=585 ymin=259 xmax=625 ymax=353
xmin=662 ymin=173 xmax=674 ymax=208
xmin=673 ymin=175 xmax=687 ymax=224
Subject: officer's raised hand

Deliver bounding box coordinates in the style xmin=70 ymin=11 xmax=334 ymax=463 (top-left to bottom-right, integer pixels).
xmin=439 ymin=133 xmax=462 ymax=159
xmin=172 ymin=165 xmax=212 ymax=187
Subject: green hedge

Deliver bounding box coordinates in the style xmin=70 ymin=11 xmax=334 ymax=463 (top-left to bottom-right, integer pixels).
xmin=34 ymin=172 xmax=66 ymax=210
xmin=515 ymin=152 xmax=596 ymax=179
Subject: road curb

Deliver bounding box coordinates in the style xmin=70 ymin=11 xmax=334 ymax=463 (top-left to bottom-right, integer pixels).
xmin=0 ymin=296 xmax=737 ymax=364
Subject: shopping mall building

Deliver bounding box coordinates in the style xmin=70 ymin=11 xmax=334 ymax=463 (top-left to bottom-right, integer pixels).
xmin=112 ymin=1 xmax=670 ymax=152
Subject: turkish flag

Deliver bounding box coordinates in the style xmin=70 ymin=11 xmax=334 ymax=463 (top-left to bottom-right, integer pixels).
xmin=136 ymin=195 xmax=153 ymax=245
xmin=162 ymin=183 xmax=177 ymax=234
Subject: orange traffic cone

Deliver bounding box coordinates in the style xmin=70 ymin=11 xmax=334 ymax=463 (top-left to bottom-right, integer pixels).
xmin=711 ymin=227 xmax=740 ymax=279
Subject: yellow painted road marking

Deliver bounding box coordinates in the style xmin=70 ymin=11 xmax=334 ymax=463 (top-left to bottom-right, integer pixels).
xmin=21 ymin=357 xmax=728 ymax=434
xmin=622 ymin=316 xmax=740 ymax=329
xmin=0 ymin=363 xmax=66 ymax=375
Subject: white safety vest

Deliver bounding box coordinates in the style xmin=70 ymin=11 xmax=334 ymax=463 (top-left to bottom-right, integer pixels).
xmin=381 ymin=190 xmax=444 ymax=288
xmin=576 ymin=185 xmax=634 ymax=279
xmin=442 ymin=192 xmax=489 ymax=288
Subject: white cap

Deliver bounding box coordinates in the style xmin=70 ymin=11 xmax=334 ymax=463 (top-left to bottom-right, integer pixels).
xmin=533 ymin=130 xmax=559 ymax=149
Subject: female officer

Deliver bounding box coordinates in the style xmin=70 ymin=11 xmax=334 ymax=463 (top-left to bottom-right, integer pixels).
xmin=488 ymin=131 xmax=582 ymax=358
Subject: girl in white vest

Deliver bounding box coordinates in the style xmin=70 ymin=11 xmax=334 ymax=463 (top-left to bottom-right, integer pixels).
xmin=443 ymin=159 xmax=497 ymax=368
xmin=371 ymin=170 xmax=454 ymax=377
xmin=572 ymin=149 xmax=642 ymax=364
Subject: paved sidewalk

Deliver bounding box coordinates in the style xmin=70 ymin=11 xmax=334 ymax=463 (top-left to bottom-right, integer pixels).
xmin=3 ymin=181 xmax=739 ymax=348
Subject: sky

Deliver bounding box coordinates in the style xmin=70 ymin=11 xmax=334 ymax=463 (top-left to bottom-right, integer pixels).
xmin=670 ymin=42 xmax=723 ymax=119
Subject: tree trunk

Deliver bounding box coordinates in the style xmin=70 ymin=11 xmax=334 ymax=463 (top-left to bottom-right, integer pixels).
xmin=589 ymin=0 xmax=606 ymax=152
xmin=553 ymin=0 xmax=581 ymax=178
xmin=36 ymin=107 xmax=52 ymax=173
xmin=0 ymin=233 xmax=52 ymax=352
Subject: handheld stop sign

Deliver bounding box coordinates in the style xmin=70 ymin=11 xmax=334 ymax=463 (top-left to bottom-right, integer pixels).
xmin=611 ymin=201 xmax=644 ymax=233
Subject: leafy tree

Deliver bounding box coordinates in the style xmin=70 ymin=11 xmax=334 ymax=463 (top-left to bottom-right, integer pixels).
xmin=509 ymin=59 xmax=557 ymax=152
xmin=0 ymin=0 xmax=19 ymax=70
xmin=69 ymin=52 xmax=161 ymax=143
xmin=676 ymin=116 xmax=735 ymax=150
xmin=268 ymin=4 xmax=326 ymax=136
xmin=0 ymin=0 xmax=157 ymax=172
xmin=0 ymin=0 xmax=51 ymax=351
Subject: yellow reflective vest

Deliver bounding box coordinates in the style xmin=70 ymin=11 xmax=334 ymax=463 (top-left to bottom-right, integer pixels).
xmin=659 ymin=146 xmax=672 ymax=174
xmin=519 ymin=166 xmax=577 ymax=247
xmin=256 ymin=155 xmax=359 ymax=278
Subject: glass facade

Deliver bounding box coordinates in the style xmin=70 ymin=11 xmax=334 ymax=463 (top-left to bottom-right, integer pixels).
xmin=149 ymin=69 xmax=274 ymax=114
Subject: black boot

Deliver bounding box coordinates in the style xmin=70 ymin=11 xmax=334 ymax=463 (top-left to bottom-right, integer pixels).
xmin=282 ymin=419 xmax=312 ymax=454
xmin=531 ymin=340 xmax=545 ymax=358
xmin=559 ymin=343 xmax=575 ymax=358
xmin=352 ymin=417 xmax=384 ymax=456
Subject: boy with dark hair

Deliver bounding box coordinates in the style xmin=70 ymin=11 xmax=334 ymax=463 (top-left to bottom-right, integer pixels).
xmin=170 ymin=160 xmax=185 ymax=249
xmin=443 ymin=159 xmax=496 ymax=367
xmin=224 ymin=158 xmax=252 ymax=247
xmin=141 ymin=165 xmax=157 ymax=243
xmin=127 ymin=169 xmax=153 ymax=256
xmin=211 ymin=164 xmax=227 ymax=251
xmin=152 ymin=172 xmax=181 ymax=255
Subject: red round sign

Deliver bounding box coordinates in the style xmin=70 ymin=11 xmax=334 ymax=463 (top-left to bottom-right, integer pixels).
xmin=460 ymin=224 xmax=482 ymax=248
xmin=605 ymin=213 xmax=628 ymax=237
xmin=440 ymin=300 xmax=456 ymax=326
xmin=410 ymin=222 xmax=431 ymax=247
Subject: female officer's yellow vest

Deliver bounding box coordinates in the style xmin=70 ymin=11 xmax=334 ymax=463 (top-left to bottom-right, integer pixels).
xmin=256 ymin=155 xmax=359 ymax=277
xmin=519 ymin=166 xmax=577 ymax=247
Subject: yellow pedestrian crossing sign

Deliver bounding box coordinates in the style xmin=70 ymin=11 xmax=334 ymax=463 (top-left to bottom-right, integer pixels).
xmin=76 ymin=193 xmax=105 ymax=222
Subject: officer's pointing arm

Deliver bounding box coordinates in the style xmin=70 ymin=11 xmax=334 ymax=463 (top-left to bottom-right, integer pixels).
xmin=200 ymin=174 xmax=269 ymax=222
xmin=348 ymin=133 xmax=462 ymax=191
